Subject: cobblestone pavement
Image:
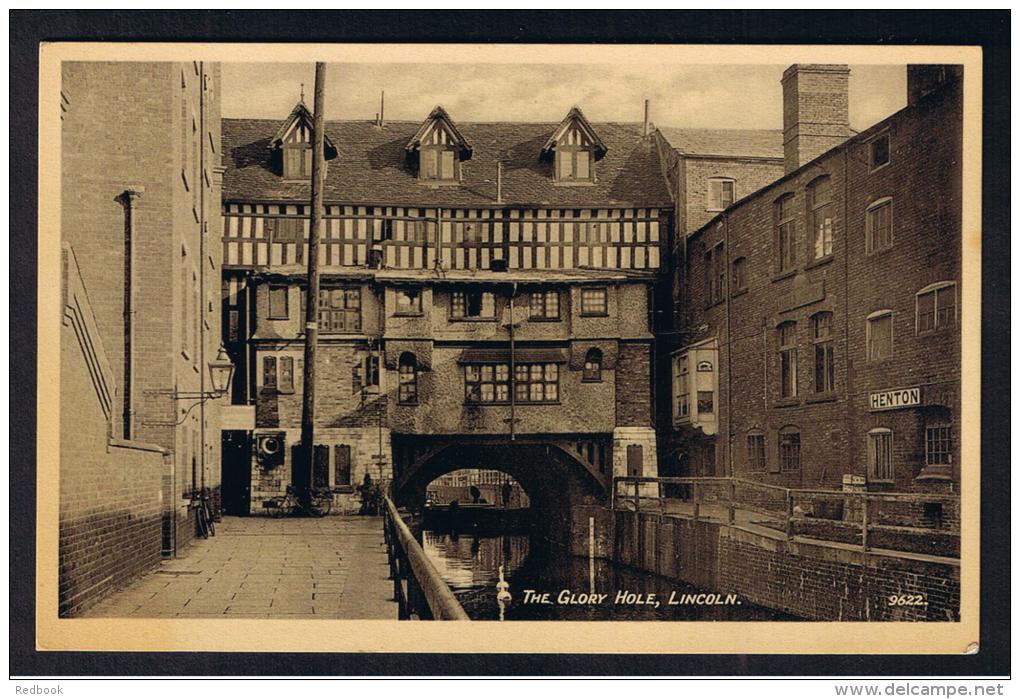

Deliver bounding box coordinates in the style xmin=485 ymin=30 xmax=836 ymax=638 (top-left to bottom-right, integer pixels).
xmin=84 ymin=516 xmax=398 ymax=619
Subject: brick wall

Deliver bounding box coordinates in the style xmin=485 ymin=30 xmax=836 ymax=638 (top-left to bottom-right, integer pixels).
xmin=60 ymin=246 xmax=168 ymax=616
xmin=670 ymin=74 xmax=963 ymax=499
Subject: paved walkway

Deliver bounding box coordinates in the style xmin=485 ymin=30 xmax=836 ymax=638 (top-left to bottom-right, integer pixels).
xmin=84 ymin=516 xmax=398 ymax=619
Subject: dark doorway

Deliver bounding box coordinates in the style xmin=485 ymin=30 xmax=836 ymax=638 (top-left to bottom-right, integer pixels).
xmin=221 ymin=430 xmax=252 ymax=515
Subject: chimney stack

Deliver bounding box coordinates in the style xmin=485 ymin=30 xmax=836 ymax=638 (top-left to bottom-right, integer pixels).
xmin=781 ymin=64 xmax=851 ymax=174
xmin=906 ymin=64 xmax=963 ymax=106
xmin=379 ymin=90 xmax=385 ymax=126
xmin=643 ymin=99 xmax=650 ymax=137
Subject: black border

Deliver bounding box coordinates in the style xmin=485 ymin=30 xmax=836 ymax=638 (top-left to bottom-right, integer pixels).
xmin=10 ymin=10 xmax=1010 ymax=677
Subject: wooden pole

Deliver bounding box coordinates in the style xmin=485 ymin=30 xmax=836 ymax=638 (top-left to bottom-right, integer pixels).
xmin=299 ymin=62 xmax=327 ymax=511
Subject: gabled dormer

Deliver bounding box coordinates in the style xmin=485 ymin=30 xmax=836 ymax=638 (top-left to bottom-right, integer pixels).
xmin=541 ymin=106 xmax=607 ymax=185
xmin=268 ymin=101 xmax=338 ymax=181
xmin=405 ymin=106 xmax=472 ymax=184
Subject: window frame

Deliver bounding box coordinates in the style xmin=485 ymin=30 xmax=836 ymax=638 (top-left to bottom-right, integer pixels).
xmin=554 ymin=132 xmax=595 ymax=184
xmin=867 ymin=427 xmax=894 ymax=483
xmin=397 ymin=353 xmax=419 ymax=405
xmin=674 ymin=354 xmax=690 ymax=421
xmin=529 ymin=290 xmax=561 ymax=321
xmin=915 ymin=281 xmax=957 ymax=334
xmin=463 ymin=362 xmax=511 ymax=404
xmin=866 ymin=310 xmax=894 ymax=362
xmin=775 ymin=193 xmax=797 ymax=274
xmin=925 ymin=423 xmax=952 ymax=466
xmin=582 ymin=348 xmax=603 ymax=383
xmin=865 ymin=197 xmax=894 ymax=254
xmin=706 ymin=177 xmax=736 ymax=212
xmin=778 ymin=426 xmax=801 ymax=472
xmin=807 ymin=175 xmax=834 ymax=261
xmin=869 ymin=131 xmax=891 ymax=172
xmin=282 ymin=143 xmax=312 ymax=180
xmin=811 ymin=311 xmax=835 ymax=394
xmin=450 ymin=289 xmax=496 ymax=321
xmin=732 ymin=256 xmax=748 ymax=293
xmin=394 ymin=287 xmax=423 ymax=317
xmin=777 ymin=321 xmax=798 ymax=400
xmin=278 ymin=355 xmax=295 ymax=394
xmin=514 ymin=362 xmax=561 ymax=404
xmin=318 ymin=286 xmax=362 ymax=334
xmin=746 ymin=430 xmax=766 ymax=473
xmin=268 ymin=284 xmax=289 ymax=320
xmin=579 ymin=287 xmax=608 ymax=317
xmin=705 ymin=241 xmax=726 ymax=306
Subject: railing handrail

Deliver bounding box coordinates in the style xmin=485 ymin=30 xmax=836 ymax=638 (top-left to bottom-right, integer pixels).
xmin=383 ymin=496 xmax=470 ymax=621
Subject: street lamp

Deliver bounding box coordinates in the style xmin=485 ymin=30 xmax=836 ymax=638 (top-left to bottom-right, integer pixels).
xmin=144 ymin=345 xmax=236 ymax=426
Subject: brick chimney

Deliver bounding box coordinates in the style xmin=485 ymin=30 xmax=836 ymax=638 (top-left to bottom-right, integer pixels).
xmin=781 ymin=64 xmax=851 ymax=174
xmin=907 ymin=64 xmax=963 ymax=106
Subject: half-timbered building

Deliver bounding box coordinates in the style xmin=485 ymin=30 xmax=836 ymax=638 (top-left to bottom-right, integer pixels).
xmin=218 ymin=102 xmax=673 ymax=516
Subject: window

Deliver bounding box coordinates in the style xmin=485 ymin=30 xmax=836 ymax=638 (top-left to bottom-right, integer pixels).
xmin=464 ymin=363 xmax=510 ymax=403
xmin=515 ymin=363 xmax=560 ymax=403
xmin=555 ymin=139 xmax=594 ymax=183
xmin=398 ymin=353 xmax=418 ymax=404
xmin=269 ymin=285 xmax=289 ymax=319
xmin=626 ymin=444 xmax=643 ymax=477
xmin=352 ymin=354 xmax=380 ymax=393
xmin=778 ymin=321 xmax=798 ymax=399
xmin=916 ymin=282 xmax=957 ymax=333
xmin=870 ymin=133 xmax=890 ymax=170
xmin=697 ymin=390 xmax=714 ymax=413
xmin=812 ymin=312 xmax=835 ymax=394
xmin=779 ymin=427 xmax=801 ymax=472
xmin=278 ymin=356 xmax=295 ymax=393
xmin=262 ymin=356 xmax=277 ymax=389
xmin=707 ymin=178 xmax=735 ymax=211
xmin=334 ymin=444 xmax=352 ymax=487
xmin=580 ymin=287 xmax=608 ymax=316
xmin=451 ymin=290 xmax=494 ymax=319
xmin=925 ymin=424 xmax=952 ymax=466
xmin=421 ymin=146 xmax=458 ymax=181
xmin=319 ymin=287 xmax=361 ymax=333
xmin=746 ymin=431 xmax=766 ymax=472
xmin=583 ymin=348 xmax=603 ymax=382
xmin=775 ymin=194 xmax=796 ymax=273
xmin=283 ymin=144 xmax=312 ymax=179
xmin=705 ymin=242 xmax=725 ymax=305
xmin=867 ymin=428 xmax=894 ymax=481
xmin=866 ymin=198 xmax=893 ymax=253
xmin=530 ymin=290 xmax=560 ymax=320
xmin=866 ymin=311 xmax=893 ymax=361
xmin=674 ymin=355 xmax=689 ymax=420
xmin=808 ymin=176 xmax=833 ymax=260
xmin=395 ymin=288 xmax=422 ymax=315
xmin=732 ymin=257 xmax=747 ymax=292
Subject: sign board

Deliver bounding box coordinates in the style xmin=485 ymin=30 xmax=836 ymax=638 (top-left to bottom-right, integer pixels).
xmin=869 ymin=386 xmax=921 ymax=412
xmin=842 ymin=474 xmax=866 ymax=493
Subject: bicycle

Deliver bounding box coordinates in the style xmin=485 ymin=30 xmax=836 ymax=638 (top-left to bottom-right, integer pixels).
xmin=264 ymin=485 xmax=333 ymax=518
xmin=195 ymin=489 xmax=216 ymax=538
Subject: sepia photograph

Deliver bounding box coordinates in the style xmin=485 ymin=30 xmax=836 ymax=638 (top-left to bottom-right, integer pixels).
xmin=29 ymin=35 xmax=989 ymax=659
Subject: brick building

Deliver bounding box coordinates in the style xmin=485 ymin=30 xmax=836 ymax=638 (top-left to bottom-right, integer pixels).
xmin=59 ymin=61 xmax=224 ymax=613
xmin=218 ymin=103 xmax=672 ymax=516
xmin=664 ymin=64 xmax=962 ymax=499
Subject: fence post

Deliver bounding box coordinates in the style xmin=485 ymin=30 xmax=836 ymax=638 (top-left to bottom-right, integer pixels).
xmin=692 ymin=481 xmax=699 ymax=522
xmin=861 ymin=494 xmax=870 ymax=553
xmin=785 ymin=489 xmax=794 ymax=540
xmin=727 ymin=479 xmax=735 ymax=526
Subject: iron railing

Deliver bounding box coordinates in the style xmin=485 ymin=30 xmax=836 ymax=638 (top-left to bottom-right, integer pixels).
xmin=613 ymin=476 xmax=960 ymax=559
xmin=382 ymin=495 xmax=470 ymax=621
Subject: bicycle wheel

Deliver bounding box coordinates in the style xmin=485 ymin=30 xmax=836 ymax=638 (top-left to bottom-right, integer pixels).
xmin=311 ymin=494 xmax=332 ymax=517
xmin=205 ymin=502 xmax=216 ymax=536
xmin=196 ymin=504 xmax=210 ymax=539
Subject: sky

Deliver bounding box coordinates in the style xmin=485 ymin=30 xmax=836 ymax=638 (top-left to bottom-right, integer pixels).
xmin=221 ymin=62 xmax=906 ymax=132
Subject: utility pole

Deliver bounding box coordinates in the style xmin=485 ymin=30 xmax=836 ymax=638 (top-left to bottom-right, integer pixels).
xmin=299 ymin=62 xmax=327 ymax=511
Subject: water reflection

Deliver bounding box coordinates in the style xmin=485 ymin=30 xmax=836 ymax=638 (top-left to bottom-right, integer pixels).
xmin=422 ymin=531 xmax=794 ymax=621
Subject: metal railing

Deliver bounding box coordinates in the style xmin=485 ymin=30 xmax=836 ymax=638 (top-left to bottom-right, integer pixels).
xmin=382 ymin=495 xmax=470 ymax=621
xmin=613 ymin=476 xmax=960 ymax=559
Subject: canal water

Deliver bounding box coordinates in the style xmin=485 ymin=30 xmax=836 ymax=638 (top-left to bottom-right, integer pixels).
xmin=422 ymin=530 xmax=795 ymax=621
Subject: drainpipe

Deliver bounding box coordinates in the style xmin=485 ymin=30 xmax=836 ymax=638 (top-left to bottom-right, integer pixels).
xmin=199 ymin=61 xmax=207 ymax=495
xmin=119 ymin=186 xmax=145 ymax=440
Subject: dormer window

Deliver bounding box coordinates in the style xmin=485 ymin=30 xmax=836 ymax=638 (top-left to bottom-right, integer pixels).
xmin=406 ymin=106 xmax=472 ymax=184
xmin=268 ymin=101 xmax=337 ymax=181
xmin=542 ymin=106 xmax=607 ymax=185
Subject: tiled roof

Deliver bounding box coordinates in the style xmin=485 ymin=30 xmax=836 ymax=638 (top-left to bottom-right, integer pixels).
xmin=657 ymin=127 xmax=784 ymax=159
xmin=221 ymin=118 xmax=672 ymax=208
